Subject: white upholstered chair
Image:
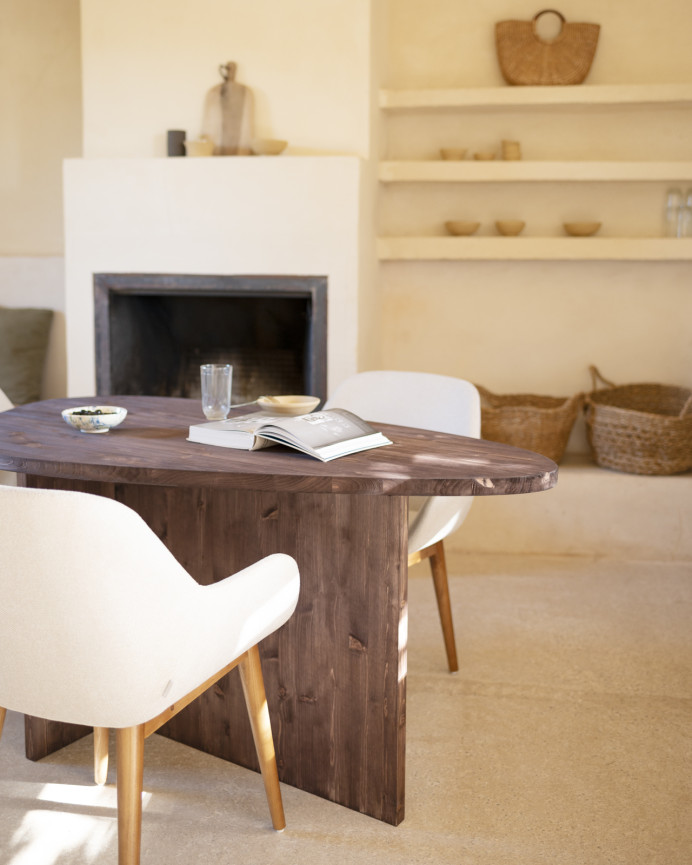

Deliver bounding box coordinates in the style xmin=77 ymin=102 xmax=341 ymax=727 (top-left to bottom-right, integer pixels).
xmin=325 ymin=371 xmax=481 ymax=673
xmin=0 ymin=485 xmax=300 ymax=865
xmin=0 ymin=387 xmax=16 ymax=486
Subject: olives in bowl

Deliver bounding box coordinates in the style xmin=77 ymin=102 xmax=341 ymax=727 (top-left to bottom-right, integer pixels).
xmin=61 ymin=405 xmax=127 ymax=433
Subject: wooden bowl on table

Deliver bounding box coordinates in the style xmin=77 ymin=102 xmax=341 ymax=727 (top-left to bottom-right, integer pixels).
xmin=256 ymin=395 xmax=320 ymax=415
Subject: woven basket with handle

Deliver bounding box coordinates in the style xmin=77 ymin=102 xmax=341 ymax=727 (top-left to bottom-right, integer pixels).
xmin=585 ymin=366 xmax=692 ymax=475
xmin=477 ymin=385 xmax=584 ymax=463
xmin=495 ymin=9 xmax=600 ymax=86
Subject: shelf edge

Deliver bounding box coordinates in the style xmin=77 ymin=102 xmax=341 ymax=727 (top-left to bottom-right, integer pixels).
xmin=377 ymin=237 xmax=692 ymax=261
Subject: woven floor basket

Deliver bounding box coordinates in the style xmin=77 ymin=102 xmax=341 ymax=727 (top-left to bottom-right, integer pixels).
xmin=585 ymin=366 xmax=692 ymax=475
xmin=477 ymin=385 xmax=584 ymax=463
xmin=495 ymin=9 xmax=600 ymax=86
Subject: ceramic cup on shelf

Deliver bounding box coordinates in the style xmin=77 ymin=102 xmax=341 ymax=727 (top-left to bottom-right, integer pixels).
xmin=501 ymin=140 xmax=521 ymax=160
xmin=200 ymin=364 xmax=233 ymax=420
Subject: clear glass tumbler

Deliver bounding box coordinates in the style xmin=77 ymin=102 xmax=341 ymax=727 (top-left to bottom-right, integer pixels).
xmin=664 ymin=187 xmax=683 ymax=237
xmin=200 ymin=364 xmax=232 ymax=420
xmin=679 ymin=189 xmax=692 ymax=238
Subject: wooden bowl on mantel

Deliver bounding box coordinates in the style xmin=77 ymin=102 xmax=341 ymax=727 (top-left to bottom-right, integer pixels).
xmin=250 ymin=138 xmax=288 ymax=156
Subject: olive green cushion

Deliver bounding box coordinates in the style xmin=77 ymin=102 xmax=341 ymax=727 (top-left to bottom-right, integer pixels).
xmin=0 ymin=306 xmax=54 ymax=405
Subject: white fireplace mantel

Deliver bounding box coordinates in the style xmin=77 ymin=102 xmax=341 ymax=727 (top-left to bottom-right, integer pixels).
xmin=63 ymin=156 xmax=365 ymax=398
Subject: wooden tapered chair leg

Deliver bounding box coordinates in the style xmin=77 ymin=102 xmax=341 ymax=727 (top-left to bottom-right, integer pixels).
xmin=426 ymin=541 xmax=459 ymax=673
xmin=0 ymin=707 xmax=6 ymax=741
xmin=408 ymin=540 xmax=459 ymax=672
xmin=116 ymin=725 xmax=145 ymax=865
xmin=94 ymin=727 xmax=109 ymax=785
xmin=238 ymin=645 xmax=286 ymax=831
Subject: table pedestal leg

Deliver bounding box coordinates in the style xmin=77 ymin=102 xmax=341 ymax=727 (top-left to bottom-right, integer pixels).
xmin=23 ymin=477 xmax=409 ymax=825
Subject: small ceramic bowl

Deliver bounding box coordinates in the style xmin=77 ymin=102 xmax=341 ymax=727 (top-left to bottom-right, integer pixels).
xmin=61 ymin=405 xmax=128 ymax=434
xmin=474 ymin=151 xmax=496 ymax=161
xmin=495 ymin=220 xmax=525 ymax=236
xmin=250 ymin=139 xmax=288 ymax=156
xmin=445 ymin=220 xmax=481 ymax=236
xmin=440 ymin=148 xmax=467 ymax=160
xmin=563 ymin=221 xmax=601 ymax=237
xmin=256 ymin=395 xmax=320 ymax=415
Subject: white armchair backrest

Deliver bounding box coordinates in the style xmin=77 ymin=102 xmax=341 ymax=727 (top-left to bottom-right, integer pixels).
xmin=325 ymin=370 xmax=480 ymax=437
xmin=325 ymin=371 xmax=481 ymax=553
xmin=0 ymin=387 xmax=16 ymax=485
xmin=0 ymin=387 xmax=13 ymax=412
xmin=0 ymin=485 xmax=299 ymax=728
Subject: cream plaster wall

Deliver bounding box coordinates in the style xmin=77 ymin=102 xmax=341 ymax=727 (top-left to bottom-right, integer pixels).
xmin=380 ymin=0 xmax=692 ymax=453
xmin=0 ymin=0 xmax=80 ymax=398
xmin=0 ymin=0 xmax=81 ymax=255
xmin=384 ymin=0 xmax=692 ymax=87
xmin=80 ymin=0 xmax=374 ymax=158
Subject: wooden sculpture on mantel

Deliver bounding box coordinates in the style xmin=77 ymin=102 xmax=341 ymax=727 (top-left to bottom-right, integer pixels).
xmin=202 ymin=62 xmax=254 ymax=154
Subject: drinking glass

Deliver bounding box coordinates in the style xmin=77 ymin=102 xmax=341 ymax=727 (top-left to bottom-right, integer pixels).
xmin=200 ymin=364 xmax=232 ymax=420
xmin=664 ymin=187 xmax=683 ymax=237
xmin=679 ymin=189 xmax=692 ymax=238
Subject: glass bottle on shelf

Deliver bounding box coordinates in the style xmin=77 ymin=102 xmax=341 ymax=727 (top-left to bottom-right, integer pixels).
xmin=664 ymin=187 xmax=683 ymax=237
xmin=678 ymin=189 xmax=692 ymax=238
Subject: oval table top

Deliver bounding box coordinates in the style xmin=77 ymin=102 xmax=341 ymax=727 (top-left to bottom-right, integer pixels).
xmin=0 ymin=396 xmax=558 ymax=497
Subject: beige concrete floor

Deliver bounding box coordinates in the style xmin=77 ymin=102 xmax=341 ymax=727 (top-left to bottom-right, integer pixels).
xmin=0 ymin=554 xmax=690 ymax=865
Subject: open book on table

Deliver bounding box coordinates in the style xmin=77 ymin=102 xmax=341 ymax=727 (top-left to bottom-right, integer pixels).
xmin=187 ymin=408 xmax=393 ymax=462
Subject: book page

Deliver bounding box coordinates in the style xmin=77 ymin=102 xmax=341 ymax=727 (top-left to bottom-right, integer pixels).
xmin=259 ymin=409 xmax=380 ymax=449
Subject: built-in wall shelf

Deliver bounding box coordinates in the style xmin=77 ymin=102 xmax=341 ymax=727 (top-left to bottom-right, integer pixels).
xmin=379 ymin=161 xmax=692 ymax=183
xmin=377 ymin=237 xmax=692 ymax=262
xmin=379 ymin=83 xmax=692 ymax=111
xmin=379 ymin=83 xmax=692 ymax=264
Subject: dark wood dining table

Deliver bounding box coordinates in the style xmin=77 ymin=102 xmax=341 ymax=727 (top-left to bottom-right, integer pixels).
xmin=0 ymin=396 xmax=557 ymax=825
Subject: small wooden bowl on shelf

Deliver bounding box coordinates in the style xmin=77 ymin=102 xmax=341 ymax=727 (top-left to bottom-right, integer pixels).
xmin=445 ymin=221 xmax=481 ymax=236
xmin=563 ymin=221 xmax=601 ymax=237
xmin=440 ymin=148 xmax=467 ymax=160
xmin=495 ymin=220 xmax=525 ymax=236
xmin=473 ymin=151 xmax=496 ymax=161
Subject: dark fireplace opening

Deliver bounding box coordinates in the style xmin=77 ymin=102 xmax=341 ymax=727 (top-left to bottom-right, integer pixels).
xmin=94 ymin=274 xmax=327 ymax=404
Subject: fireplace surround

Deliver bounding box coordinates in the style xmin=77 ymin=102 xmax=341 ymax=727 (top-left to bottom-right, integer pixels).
xmin=94 ymin=273 xmax=327 ymax=404
xmin=63 ymin=156 xmax=366 ymax=399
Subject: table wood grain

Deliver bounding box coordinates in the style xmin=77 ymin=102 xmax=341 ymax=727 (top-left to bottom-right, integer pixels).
xmin=0 ymin=396 xmax=557 ymax=495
